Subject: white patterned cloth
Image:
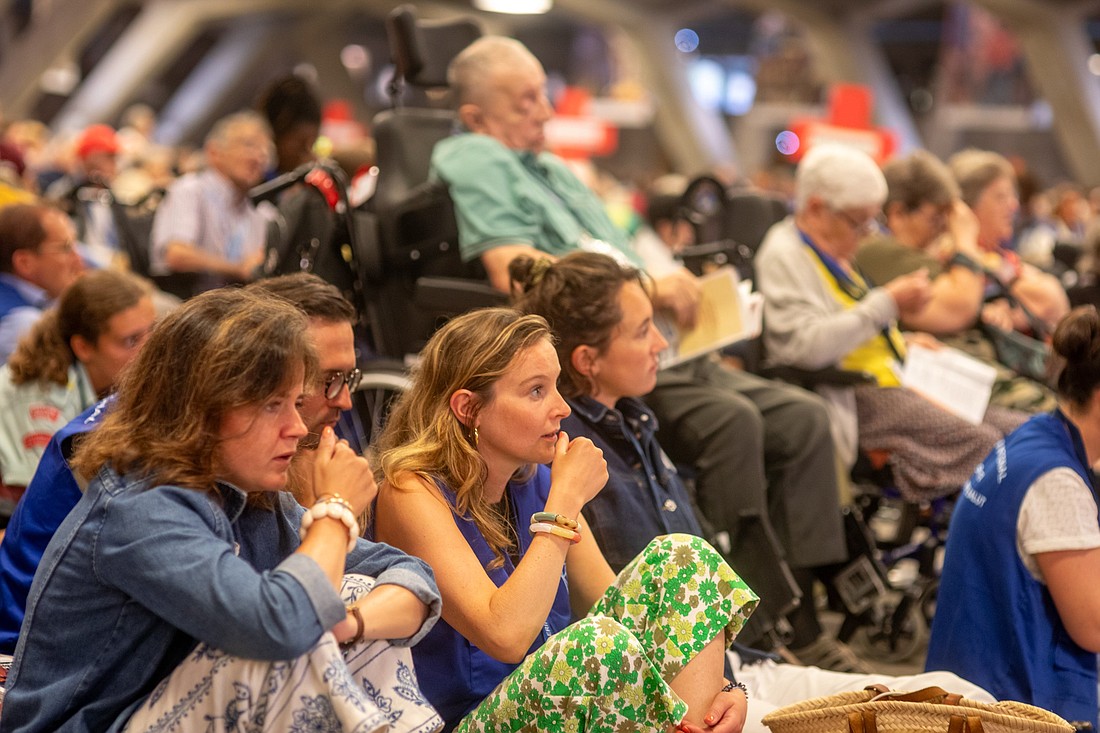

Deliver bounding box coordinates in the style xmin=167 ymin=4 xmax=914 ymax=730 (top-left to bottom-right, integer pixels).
xmin=123 ymin=574 xmax=442 ymax=733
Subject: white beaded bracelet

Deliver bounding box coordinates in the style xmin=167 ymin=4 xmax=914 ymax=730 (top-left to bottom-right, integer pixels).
xmin=299 ymin=498 xmax=360 ymax=553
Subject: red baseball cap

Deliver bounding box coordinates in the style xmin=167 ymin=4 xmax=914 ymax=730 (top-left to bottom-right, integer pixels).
xmin=76 ymin=124 xmax=120 ymax=159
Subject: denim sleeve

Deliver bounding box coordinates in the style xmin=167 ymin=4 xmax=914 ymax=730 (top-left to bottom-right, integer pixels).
xmin=94 ymin=485 xmax=345 ymax=661
xmin=346 ymin=538 xmax=442 ymax=647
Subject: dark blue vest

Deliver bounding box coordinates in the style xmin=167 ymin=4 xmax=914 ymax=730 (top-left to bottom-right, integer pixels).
xmin=0 ymin=398 xmax=110 ymax=653
xmin=412 ymin=465 xmax=573 ymax=731
xmin=927 ymin=410 xmax=1097 ymax=726
xmin=0 ymin=278 xmax=33 ymax=323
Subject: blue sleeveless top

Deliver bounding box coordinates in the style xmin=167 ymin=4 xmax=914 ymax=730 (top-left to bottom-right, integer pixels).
xmin=412 ymin=464 xmax=573 ymax=731
xmin=927 ymin=410 xmax=1098 ymax=726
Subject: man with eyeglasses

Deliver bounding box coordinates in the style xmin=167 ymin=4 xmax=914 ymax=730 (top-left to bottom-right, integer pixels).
xmin=150 ymin=111 xmax=273 ymax=295
xmin=249 ymin=273 xmax=365 ymax=505
xmin=0 ymin=203 xmax=84 ymax=363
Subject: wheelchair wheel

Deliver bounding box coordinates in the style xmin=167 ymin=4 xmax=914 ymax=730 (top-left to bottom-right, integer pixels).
xmin=852 ymin=593 xmax=927 ymax=664
xmin=352 ymin=361 xmax=410 ymax=446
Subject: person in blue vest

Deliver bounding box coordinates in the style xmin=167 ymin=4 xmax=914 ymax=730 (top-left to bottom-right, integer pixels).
xmin=927 ymin=304 xmax=1100 ymax=726
xmin=0 ymin=203 xmax=84 ymax=363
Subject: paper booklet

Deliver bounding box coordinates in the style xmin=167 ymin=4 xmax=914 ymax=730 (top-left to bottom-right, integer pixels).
xmin=657 ymin=266 xmax=764 ymax=370
xmin=899 ymin=343 xmax=997 ymax=425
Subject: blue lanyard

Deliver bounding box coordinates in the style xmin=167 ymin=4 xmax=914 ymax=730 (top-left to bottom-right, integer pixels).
xmin=798 ymin=228 xmax=870 ymax=300
xmin=798 ymin=227 xmax=906 ymax=364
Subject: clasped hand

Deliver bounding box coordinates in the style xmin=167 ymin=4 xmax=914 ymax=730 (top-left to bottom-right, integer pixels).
xmin=312 ymin=426 xmax=376 ymax=515
xmin=549 ymin=431 xmax=608 ymax=510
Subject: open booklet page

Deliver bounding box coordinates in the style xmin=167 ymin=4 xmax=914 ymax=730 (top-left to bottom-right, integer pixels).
xmin=657 ymin=266 xmax=764 ymax=369
xmin=898 ymin=344 xmax=997 ymax=425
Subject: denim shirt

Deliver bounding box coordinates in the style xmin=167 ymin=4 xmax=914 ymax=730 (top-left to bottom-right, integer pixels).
xmin=562 ymin=395 xmax=702 ymax=572
xmin=1 ymin=466 xmax=441 ymax=733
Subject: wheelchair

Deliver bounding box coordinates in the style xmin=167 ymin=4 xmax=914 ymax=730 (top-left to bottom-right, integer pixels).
xmin=675 ymin=172 xmax=947 ymax=663
xmin=320 ymin=4 xmax=805 ymax=653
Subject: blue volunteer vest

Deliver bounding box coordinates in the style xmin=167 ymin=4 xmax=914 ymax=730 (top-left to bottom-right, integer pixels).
xmin=927 ymin=410 xmax=1097 ymax=726
xmin=0 ymin=278 xmax=33 ymax=323
xmin=412 ymin=464 xmax=573 ymax=732
xmin=0 ymin=398 xmax=110 ymax=653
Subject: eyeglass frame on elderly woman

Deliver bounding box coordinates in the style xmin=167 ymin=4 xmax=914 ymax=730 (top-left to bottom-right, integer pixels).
xmin=323 ymin=368 xmax=362 ymax=400
xmin=832 ymin=208 xmax=884 ymax=236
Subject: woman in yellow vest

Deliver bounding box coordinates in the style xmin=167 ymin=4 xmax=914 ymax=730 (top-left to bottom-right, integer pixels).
xmin=756 ymin=144 xmax=1027 ymax=501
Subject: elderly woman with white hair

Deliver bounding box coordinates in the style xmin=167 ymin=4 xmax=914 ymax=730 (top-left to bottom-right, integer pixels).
xmin=755 ymin=144 xmax=1027 ymax=501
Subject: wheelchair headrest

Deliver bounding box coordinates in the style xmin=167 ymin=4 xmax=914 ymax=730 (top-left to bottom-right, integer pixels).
xmin=679 ymin=175 xmax=789 ymax=255
xmin=387 ymin=5 xmax=483 ymax=90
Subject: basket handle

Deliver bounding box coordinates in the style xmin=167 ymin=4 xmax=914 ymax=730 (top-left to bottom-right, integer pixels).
xmin=868 ymin=686 xmax=964 ymax=705
xmin=848 ymin=711 xmax=985 ymax=733
xmin=847 ymin=687 xmax=981 ymax=733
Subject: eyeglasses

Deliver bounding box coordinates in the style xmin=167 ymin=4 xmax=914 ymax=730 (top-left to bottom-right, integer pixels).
xmin=323 ymin=368 xmax=361 ymax=400
xmin=833 ymin=209 xmax=883 ymax=236
xmin=37 ymin=241 xmax=77 ymax=256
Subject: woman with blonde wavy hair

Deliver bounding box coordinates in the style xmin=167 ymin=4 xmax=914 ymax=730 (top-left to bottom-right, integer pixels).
xmin=374 ymin=307 xmax=758 ymax=733
xmin=0 ymin=269 xmax=154 ymax=491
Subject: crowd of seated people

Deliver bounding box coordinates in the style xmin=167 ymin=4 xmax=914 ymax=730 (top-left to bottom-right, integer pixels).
xmin=0 ymin=23 xmax=1095 ymax=732
xmin=755 ymin=144 xmax=1028 ymax=500
xmin=0 ymin=269 xmax=153 ymax=497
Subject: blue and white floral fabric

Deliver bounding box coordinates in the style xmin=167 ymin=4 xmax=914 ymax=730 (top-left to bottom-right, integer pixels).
xmin=123 ymin=575 xmax=442 ymax=733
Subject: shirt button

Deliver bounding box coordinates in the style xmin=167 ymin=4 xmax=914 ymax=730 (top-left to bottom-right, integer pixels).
xmin=663 ymin=499 xmax=677 ymax=512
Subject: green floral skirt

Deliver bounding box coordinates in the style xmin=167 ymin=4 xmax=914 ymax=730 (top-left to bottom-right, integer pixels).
xmin=456 ymin=533 xmax=758 ymax=732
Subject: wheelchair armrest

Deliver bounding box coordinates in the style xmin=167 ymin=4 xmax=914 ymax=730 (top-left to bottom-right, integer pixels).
xmin=414 ymin=275 xmax=507 ymax=314
xmin=678 ymin=239 xmax=752 ymax=277
xmin=757 ymin=365 xmax=875 ymax=387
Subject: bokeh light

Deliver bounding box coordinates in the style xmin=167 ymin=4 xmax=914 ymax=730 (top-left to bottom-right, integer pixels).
xmin=776 ymin=130 xmax=800 ymax=156
xmin=675 ymin=28 xmax=700 ymax=53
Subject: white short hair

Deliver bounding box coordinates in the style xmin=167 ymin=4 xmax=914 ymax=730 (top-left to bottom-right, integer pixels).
xmin=449 ymin=36 xmax=538 ymax=108
xmin=794 ymin=143 xmax=887 ymax=213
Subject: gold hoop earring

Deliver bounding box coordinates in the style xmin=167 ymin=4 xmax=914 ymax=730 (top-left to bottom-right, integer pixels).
xmin=472 ymin=427 xmax=479 ymax=448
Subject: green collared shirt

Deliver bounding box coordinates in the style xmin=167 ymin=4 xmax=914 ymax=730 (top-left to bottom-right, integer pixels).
xmin=431 ymin=132 xmax=641 ymax=267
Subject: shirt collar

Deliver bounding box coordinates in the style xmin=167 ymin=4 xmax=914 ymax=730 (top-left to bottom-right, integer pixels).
xmin=568 ymin=394 xmax=660 ymax=433
xmin=200 ymin=168 xmax=250 ymax=210
xmin=213 ymin=480 xmax=250 ymax=522
xmin=0 ymin=272 xmax=49 ymax=307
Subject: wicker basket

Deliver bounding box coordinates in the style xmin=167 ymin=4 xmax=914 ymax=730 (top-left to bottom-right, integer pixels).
xmin=761 ymin=685 xmax=1074 ymax=733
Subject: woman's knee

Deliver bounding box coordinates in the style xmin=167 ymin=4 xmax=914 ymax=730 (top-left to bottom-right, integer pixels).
xmin=550 ymin=616 xmax=646 ymax=691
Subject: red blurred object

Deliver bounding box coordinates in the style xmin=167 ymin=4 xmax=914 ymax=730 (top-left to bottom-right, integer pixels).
xmin=786 ymin=83 xmax=897 ymax=164
xmin=547 ymin=86 xmax=618 ymax=160
xmin=305 ymin=168 xmax=339 ymax=210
